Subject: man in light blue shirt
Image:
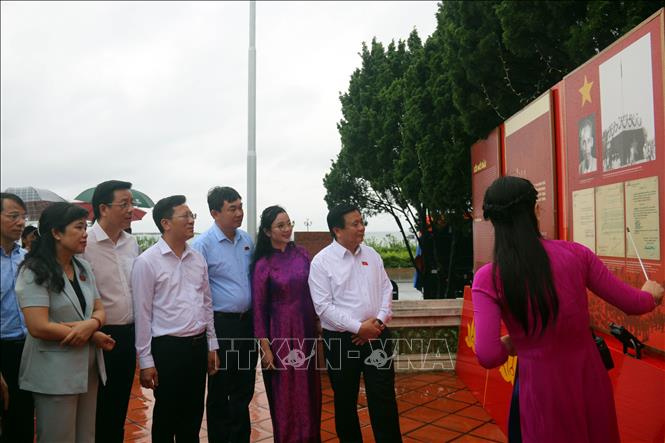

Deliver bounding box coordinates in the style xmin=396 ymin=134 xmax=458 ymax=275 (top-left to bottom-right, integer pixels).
xmin=0 ymin=192 xmax=34 ymax=443
xmin=191 ymin=186 xmax=256 ymax=443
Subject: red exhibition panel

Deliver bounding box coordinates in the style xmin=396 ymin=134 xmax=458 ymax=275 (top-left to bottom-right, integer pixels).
xmin=563 ymin=11 xmax=665 ymax=353
xmin=471 ymin=128 xmax=502 ymax=271
xmin=503 ymin=92 xmax=558 ymax=240
xmin=455 ymin=287 xmax=490 ymax=412
xmin=457 ymin=286 xmax=514 ymax=437
xmin=461 ymin=11 xmax=665 ymax=442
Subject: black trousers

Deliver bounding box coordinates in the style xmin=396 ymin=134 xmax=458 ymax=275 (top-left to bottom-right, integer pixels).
xmin=322 ymin=329 xmax=402 ymax=443
xmin=151 ymin=333 xmax=208 ymax=443
xmin=206 ymin=313 xmax=257 ymax=443
xmin=95 ymin=324 xmax=136 ymax=443
xmin=0 ymin=339 xmax=34 ymax=443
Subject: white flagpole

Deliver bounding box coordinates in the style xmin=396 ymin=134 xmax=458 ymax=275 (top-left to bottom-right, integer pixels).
xmin=247 ymin=1 xmax=257 ymax=241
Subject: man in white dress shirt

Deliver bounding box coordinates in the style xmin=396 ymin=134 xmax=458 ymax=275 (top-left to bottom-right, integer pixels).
xmin=132 ymin=195 xmax=218 ymax=443
xmin=309 ymin=203 xmax=402 ymax=442
xmin=83 ymin=180 xmax=139 ymax=443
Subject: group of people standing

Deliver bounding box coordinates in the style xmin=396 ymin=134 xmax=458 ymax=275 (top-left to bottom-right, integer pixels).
xmin=5 ymin=175 xmax=660 ymax=443
xmin=1 ymin=181 xmax=403 ymax=443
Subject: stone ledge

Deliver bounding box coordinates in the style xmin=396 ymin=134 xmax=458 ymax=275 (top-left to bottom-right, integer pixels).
xmin=385 ymin=267 xmax=415 ymax=282
xmin=390 ymin=299 xmax=463 ymax=328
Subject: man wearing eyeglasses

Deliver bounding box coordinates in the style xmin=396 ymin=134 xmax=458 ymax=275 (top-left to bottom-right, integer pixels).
xmin=132 ymin=195 xmax=218 ymax=442
xmin=0 ymin=192 xmax=34 ymax=443
xmin=81 ymin=180 xmax=140 ymax=443
xmin=191 ymin=186 xmax=256 ymax=443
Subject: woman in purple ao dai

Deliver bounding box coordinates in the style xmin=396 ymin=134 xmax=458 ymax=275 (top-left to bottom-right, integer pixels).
xmin=472 ymin=176 xmax=663 ymax=443
xmin=251 ymin=205 xmax=321 ymax=443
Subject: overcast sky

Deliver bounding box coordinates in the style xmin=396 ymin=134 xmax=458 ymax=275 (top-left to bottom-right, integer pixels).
xmin=1 ymin=1 xmax=438 ymax=234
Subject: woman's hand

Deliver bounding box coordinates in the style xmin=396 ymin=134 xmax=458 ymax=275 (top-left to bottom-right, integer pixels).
xmin=501 ymin=335 xmax=517 ymax=356
xmin=60 ymin=319 xmax=98 ymax=346
xmin=259 ymin=338 xmax=276 ymax=370
xmin=261 ymin=349 xmax=276 ymax=370
xmin=91 ymin=331 xmax=116 ymax=351
xmin=260 ymin=347 xmax=276 ymax=370
xmin=642 ymin=280 xmax=664 ymax=306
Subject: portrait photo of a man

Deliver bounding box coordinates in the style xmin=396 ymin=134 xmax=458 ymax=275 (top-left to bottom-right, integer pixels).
xmin=578 ymin=114 xmax=597 ymax=174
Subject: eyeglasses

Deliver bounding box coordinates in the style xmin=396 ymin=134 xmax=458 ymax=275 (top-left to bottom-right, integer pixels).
xmin=106 ymin=202 xmax=134 ymax=210
xmin=272 ymin=221 xmax=295 ymax=231
xmin=174 ymin=212 xmax=197 ymax=220
xmin=2 ymin=212 xmax=29 ymax=223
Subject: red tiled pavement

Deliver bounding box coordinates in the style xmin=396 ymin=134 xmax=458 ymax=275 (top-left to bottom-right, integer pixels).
xmin=123 ymin=370 xmax=506 ymax=442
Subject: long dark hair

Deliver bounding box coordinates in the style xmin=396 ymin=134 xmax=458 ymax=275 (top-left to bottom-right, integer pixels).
xmin=19 ymin=202 xmax=89 ymax=293
xmin=250 ymin=205 xmax=288 ymax=275
xmin=482 ymin=176 xmax=559 ymax=335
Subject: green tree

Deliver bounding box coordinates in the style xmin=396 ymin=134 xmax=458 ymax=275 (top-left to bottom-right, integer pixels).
xmin=330 ymin=37 xmax=423 ymax=266
xmin=326 ymin=0 xmax=664 ymax=298
xmin=567 ymin=1 xmax=665 ymax=62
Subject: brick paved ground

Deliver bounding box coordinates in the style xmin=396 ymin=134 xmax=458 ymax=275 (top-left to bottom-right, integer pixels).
xmin=123 ymin=370 xmax=506 ymax=443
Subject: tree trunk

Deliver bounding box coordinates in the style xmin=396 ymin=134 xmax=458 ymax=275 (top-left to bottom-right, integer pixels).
xmin=390 ymin=212 xmax=416 ymax=267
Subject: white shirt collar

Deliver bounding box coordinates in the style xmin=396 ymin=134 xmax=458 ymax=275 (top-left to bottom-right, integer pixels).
xmin=91 ymin=222 xmax=131 ymax=244
xmin=331 ymin=239 xmax=362 ymax=258
xmin=157 ymin=237 xmax=192 ymax=258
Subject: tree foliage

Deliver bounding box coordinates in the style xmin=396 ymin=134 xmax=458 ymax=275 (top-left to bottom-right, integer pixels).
xmin=325 ymin=1 xmax=664 ymax=298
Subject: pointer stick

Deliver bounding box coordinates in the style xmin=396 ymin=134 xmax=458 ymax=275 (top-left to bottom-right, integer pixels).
xmin=626 ymin=227 xmax=649 ymax=280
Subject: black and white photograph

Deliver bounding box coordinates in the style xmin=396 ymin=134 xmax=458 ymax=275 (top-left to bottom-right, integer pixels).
xmin=578 ymin=114 xmax=597 ymax=174
xmin=600 ymin=33 xmax=656 ymax=171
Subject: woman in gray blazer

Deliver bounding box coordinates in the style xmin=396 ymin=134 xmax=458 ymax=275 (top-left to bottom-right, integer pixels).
xmin=16 ymin=202 xmax=115 ymax=443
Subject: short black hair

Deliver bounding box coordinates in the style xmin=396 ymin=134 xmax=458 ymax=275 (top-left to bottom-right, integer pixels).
xmin=207 ymin=187 xmax=241 ymax=212
xmin=21 ymin=225 xmax=38 ymax=240
xmin=327 ymin=203 xmax=360 ymax=239
xmin=152 ymin=195 xmax=186 ymax=234
xmin=1 ymin=192 xmax=27 ymax=212
xmin=91 ymin=180 xmax=133 ymax=221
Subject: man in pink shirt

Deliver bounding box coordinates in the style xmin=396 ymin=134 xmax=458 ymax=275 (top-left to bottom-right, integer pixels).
xmin=131 ymin=195 xmax=218 ymax=442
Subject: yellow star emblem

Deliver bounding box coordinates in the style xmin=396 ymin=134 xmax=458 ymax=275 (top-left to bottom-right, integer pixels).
xmin=465 ymin=319 xmax=476 ymax=353
xmin=500 ymin=355 xmax=518 ymax=385
xmin=579 ymin=75 xmax=593 ymax=106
